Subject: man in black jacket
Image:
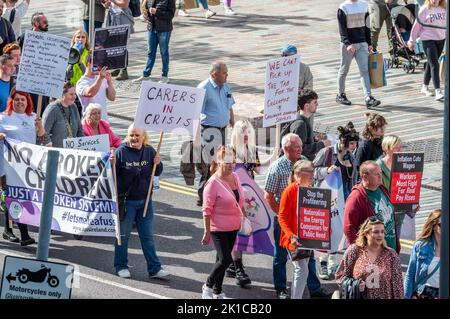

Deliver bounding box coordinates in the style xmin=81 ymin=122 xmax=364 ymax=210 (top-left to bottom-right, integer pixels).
xmin=133 ymin=0 xmax=175 ymax=84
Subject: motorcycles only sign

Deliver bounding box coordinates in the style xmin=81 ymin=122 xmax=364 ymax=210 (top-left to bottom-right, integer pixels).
xmin=0 ymin=256 xmax=74 ymax=299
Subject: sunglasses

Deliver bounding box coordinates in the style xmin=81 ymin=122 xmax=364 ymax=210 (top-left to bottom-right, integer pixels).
xmin=368 ymin=216 xmax=384 ymax=223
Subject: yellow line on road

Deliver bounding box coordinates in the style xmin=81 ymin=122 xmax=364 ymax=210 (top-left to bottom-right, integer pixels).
xmin=159 ymin=180 xmax=197 ymax=193
xmin=160 ymin=185 xmax=197 ymax=197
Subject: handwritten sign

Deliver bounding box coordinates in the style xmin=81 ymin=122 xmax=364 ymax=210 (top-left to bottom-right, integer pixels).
xmin=298 ymin=187 xmax=331 ymax=250
xmin=63 ymin=134 xmax=110 ymax=152
xmin=263 ymin=55 xmax=300 ymax=127
xmin=16 ymin=31 xmax=71 ymax=98
xmin=133 ymin=81 xmax=205 ymax=137
xmin=93 ymin=25 xmax=129 ymax=72
xmin=390 ymin=152 xmax=424 ymax=212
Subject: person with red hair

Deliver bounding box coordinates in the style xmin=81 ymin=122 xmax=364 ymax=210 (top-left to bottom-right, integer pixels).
xmin=0 ymin=89 xmax=50 ymax=245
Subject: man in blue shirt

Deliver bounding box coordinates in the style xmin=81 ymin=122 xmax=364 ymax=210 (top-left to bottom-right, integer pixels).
xmin=0 ymin=55 xmax=15 ymax=112
xmin=195 ymin=61 xmax=235 ymax=206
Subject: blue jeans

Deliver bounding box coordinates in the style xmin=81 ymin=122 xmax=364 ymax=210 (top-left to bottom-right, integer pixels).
xmin=307 ymin=251 xmax=321 ymax=294
xmin=199 ymin=0 xmax=209 ymax=9
xmin=273 ymin=216 xmax=287 ymax=291
xmin=114 ymin=199 xmax=162 ymax=275
xmin=143 ymin=31 xmax=171 ymax=77
xmin=83 ymin=20 xmax=103 ymax=35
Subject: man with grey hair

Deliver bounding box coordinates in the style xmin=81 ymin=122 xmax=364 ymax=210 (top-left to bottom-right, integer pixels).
xmin=194 ymin=61 xmax=235 ymax=206
xmin=264 ymin=133 xmax=304 ymax=299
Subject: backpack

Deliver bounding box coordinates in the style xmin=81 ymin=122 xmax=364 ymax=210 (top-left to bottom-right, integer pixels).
xmin=129 ymin=0 xmax=141 ymax=17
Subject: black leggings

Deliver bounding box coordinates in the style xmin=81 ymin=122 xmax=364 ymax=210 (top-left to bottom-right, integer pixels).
xmin=206 ymin=230 xmax=238 ymax=294
xmin=4 ymin=211 xmax=31 ymax=240
xmin=422 ymin=39 xmax=445 ymax=89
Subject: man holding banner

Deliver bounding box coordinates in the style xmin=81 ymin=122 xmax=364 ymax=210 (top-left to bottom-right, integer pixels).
xmin=196 ymin=61 xmax=235 ymax=206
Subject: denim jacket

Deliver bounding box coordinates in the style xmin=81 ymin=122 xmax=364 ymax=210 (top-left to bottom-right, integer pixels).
xmin=404 ymin=237 xmax=438 ymax=298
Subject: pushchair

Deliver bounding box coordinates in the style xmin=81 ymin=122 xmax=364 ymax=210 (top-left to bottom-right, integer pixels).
xmin=386 ymin=2 xmax=426 ymax=73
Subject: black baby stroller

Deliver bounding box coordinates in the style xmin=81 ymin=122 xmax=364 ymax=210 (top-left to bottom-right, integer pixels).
xmin=386 ymin=1 xmax=426 ymax=73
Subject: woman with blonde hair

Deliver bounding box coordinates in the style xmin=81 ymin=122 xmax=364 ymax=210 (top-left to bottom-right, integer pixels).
xmin=407 ymin=0 xmax=446 ymax=101
xmin=335 ymin=216 xmax=404 ymax=299
xmin=112 ymin=125 xmax=168 ymax=279
xmin=278 ymin=159 xmax=314 ymax=299
xmin=226 ymin=120 xmax=279 ymax=286
xmin=404 ymin=209 xmax=441 ymax=299
xmin=201 ymin=145 xmax=245 ymax=299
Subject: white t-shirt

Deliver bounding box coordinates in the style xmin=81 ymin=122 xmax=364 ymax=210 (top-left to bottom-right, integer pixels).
xmin=0 ymin=111 xmax=36 ymax=175
xmin=76 ymin=75 xmax=109 ymax=120
xmin=3 ymin=1 xmax=29 ymax=37
xmin=426 ymin=257 xmax=440 ymax=288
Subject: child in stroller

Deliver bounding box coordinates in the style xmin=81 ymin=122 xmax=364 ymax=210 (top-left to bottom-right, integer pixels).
xmin=386 ymin=1 xmax=426 ymax=73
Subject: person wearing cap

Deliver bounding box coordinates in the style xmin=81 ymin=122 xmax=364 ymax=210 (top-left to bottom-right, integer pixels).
xmin=280 ymin=44 xmax=313 ymax=91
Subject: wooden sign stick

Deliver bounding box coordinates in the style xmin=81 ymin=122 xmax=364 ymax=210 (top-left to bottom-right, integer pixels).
xmin=112 ymin=152 xmax=122 ymax=246
xmin=143 ymin=132 xmax=164 ymax=217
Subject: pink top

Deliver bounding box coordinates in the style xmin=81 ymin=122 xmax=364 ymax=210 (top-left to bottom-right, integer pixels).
xmin=409 ymin=5 xmax=446 ymax=42
xmin=82 ymin=118 xmax=123 ymax=148
xmin=202 ymin=172 xmax=244 ymax=232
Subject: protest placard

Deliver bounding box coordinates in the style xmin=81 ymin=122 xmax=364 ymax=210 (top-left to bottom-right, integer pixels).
xmin=3 ymin=139 xmax=118 ymax=237
xmin=234 ymin=166 xmax=274 ymax=256
xmin=63 ymin=134 xmax=110 ymax=152
xmin=263 ymin=55 xmax=300 ymax=128
xmin=133 ymin=81 xmax=205 ymax=137
xmin=93 ymin=25 xmax=129 ymax=72
xmin=16 ymin=31 xmax=71 ymax=99
xmin=298 ymin=187 xmax=332 ymax=250
xmin=389 ymin=152 xmax=424 ymax=212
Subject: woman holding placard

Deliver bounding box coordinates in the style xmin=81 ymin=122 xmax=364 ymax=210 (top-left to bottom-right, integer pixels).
xmin=82 ymin=103 xmax=122 ymax=149
xmin=0 ymin=89 xmax=50 ymax=246
xmin=278 ymin=159 xmax=315 ymax=299
xmin=42 ymin=82 xmax=84 ymax=148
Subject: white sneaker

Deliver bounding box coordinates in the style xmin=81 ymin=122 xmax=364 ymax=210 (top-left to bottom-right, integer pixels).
xmin=205 ymin=9 xmax=216 ymax=18
xmin=149 ymin=269 xmax=169 ymax=279
xmin=132 ymin=75 xmax=151 ymax=83
xmin=213 ymin=292 xmax=228 ymax=299
xmin=420 ymin=84 xmax=434 ymax=96
xmin=117 ymin=269 xmax=131 ymax=278
xmin=178 ymin=9 xmax=190 ymax=17
xmin=158 ymin=76 xmax=170 ymax=84
xmin=202 ymin=284 xmax=214 ymax=299
xmin=224 ymin=8 xmax=236 ymax=15
xmin=435 ymin=89 xmax=444 ymax=101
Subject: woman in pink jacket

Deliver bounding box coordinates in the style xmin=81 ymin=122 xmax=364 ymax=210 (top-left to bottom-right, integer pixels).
xmin=407 ymin=0 xmax=447 ymax=101
xmin=82 ymin=103 xmax=122 ymax=149
xmin=201 ymin=145 xmax=246 ymax=299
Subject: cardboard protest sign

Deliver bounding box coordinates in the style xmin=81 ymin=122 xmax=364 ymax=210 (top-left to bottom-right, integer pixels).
xmin=298 ymin=187 xmax=332 ymax=250
xmin=16 ymin=31 xmax=71 ymax=98
xmin=133 ymin=81 xmax=205 ymax=137
xmin=63 ymin=134 xmax=110 ymax=152
xmin=263 ymin=55 xmax=300 ymax=127
xmin=234 ymin=166 xmax=274 ymax=256
xmin=93 ymin=25 xmax=129 ymax=72
xmin=389 ymin=152 xmax=424 ymax=212
xmin=3 ymin=138 xmax=118 ymax=237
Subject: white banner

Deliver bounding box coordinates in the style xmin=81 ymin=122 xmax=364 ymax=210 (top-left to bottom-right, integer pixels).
xmin=3 ymin=138 xmax=118 ymax=237
xmin=133 ymin=81 xmax=205 ymax=137
xmin=318 ymin=170 xmax=347 ymax=252
xmin=63 ymin=134 xmax=110 ymax=152
xmin=263 ymin=55 xmax=300 ymax=127
xmin=16 ymin=31 xmax=71 ymax=98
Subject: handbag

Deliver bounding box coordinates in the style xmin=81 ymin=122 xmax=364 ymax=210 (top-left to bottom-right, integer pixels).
xmin=369 ymin=52 xmax=387 ymax=89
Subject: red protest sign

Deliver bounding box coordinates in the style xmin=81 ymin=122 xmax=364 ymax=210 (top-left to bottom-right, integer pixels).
xmin=389 ymin=153 xmax=424 ymax=212
xmin=297 ymin=187 xmax=331 ymax=250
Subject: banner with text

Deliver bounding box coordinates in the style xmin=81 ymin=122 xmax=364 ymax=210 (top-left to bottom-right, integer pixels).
xmin=298 ymin=187 xmax=331 ymax=250
xmin=234 ymin=166 xmax=275 ymax=256
xmin=389 ymin=152 xmax=424 ymax=212
xmin=134 ymin=81 xmax=205 ymax=137
xmin=16 ymin=31 xmax=71 ymax=98
xmin=263 ymin=55 xmax=300 ymax=127
xmin=3 ymin=138 xmax=118 ymax=237
xmin=317 ymin=170 xmax=347 ymax=252
xmin=63 ymin=134 xmax=110 ymax=152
